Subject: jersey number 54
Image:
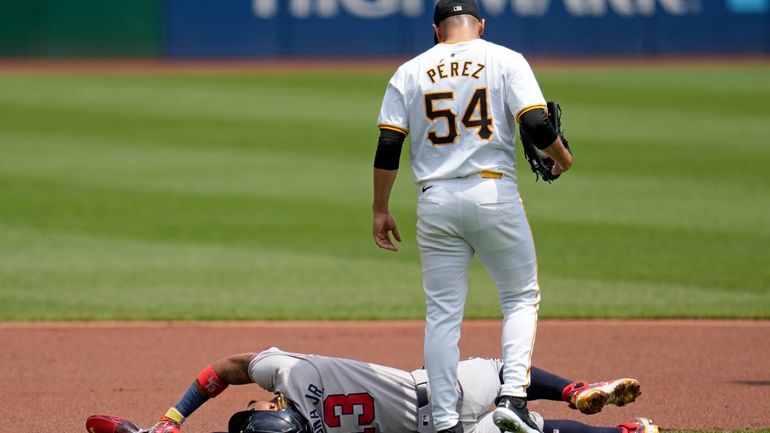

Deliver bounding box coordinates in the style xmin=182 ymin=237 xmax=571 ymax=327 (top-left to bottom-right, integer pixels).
xmin=424 ymin=88 xmax=493 ymax=146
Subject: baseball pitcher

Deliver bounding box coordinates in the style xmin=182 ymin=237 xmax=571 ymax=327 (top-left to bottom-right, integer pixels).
xmin=371 ymin=2 xmax=573 ymax=433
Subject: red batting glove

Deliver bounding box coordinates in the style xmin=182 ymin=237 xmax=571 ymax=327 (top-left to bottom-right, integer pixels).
xmin=147 ymin=417 xmax=180 ymax=433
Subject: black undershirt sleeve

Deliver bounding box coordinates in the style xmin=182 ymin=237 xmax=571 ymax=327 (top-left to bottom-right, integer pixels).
xmin=519 ymin=108 xmax=558 ymax=150
xmin=373 ymin=129 xmax=407 ymax=170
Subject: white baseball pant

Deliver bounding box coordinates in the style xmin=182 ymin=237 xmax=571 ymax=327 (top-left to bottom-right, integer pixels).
xmin=417 ymin=176 xmax=540 ymax=431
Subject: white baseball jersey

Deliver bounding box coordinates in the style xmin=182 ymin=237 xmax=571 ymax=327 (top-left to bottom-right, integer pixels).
xmin=377 ymin=39 xmax=547 ymax=183
xmin=377 ymin=37 xmax=545 ymax=430
xmin=248 ymin=347 xmax=505 ymax=433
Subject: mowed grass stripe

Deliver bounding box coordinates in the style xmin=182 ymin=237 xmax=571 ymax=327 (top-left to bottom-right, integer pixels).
xmin=0 ymin=66 xmax=768 ymax=320
xmin=0 ymin=224 xmax=425 ymax=320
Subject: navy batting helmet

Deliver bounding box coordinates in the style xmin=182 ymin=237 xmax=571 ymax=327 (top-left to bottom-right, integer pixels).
xmin=228 ymin=408 xmax=309 ymax=433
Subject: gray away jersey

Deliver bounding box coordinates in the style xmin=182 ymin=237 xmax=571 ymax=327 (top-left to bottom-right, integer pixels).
xmin=248 ymin=348 xmax=420 ymax=433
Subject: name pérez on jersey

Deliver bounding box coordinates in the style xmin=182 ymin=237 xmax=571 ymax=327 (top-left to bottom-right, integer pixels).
xmin=427 ymin=60 xmax=486 ymax=84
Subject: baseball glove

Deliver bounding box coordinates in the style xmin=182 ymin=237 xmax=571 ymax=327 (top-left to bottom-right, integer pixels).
xmin=520 ymin=101 xmax=571 ymax=182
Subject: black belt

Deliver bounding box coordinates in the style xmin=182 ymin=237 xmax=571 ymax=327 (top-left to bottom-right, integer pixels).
xmin=415 ymin=381 xmax=429 ymax=408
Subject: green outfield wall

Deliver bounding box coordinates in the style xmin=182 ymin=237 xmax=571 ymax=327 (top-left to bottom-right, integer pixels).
xmin=0 ymin=0 xmax=161 ymax=57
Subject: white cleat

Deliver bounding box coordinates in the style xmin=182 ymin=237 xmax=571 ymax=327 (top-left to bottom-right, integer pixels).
xmin=617 ymin=417 xmax=659 ymax=433
xmin=567 ymin=378 xmax=641 ymax=415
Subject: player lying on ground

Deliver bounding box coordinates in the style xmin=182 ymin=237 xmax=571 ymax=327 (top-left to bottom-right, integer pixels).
xmin=86 ymin=347 xmax=652 ymax=433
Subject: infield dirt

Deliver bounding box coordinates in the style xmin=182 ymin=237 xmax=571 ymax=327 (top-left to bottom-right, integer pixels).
xmin=1 ymin=320 xmax=768 ymax=433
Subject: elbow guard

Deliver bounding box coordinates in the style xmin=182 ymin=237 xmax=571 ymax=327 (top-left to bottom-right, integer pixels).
xmin=373 ymin=129 xmax=406 ymax=170
xmin=519 ymin=108 xmax=558 ymax=150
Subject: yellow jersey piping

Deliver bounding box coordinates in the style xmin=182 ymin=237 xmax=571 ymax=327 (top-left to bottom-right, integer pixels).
xmin=515 ymin=104 xmax=547 ymax=124
xmin=378 ymin=124 xmax=409 ymax=135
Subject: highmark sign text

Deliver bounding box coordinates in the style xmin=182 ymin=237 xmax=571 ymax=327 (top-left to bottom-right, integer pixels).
xmin=252 ymin=0 xmax=702 ymax=18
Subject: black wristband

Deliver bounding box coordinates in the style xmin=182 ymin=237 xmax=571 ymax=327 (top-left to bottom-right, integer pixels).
xmin=373 ymin=129 xmax=406 ymax=170
xmin=519 ymin=108 xmax=558 ymax=150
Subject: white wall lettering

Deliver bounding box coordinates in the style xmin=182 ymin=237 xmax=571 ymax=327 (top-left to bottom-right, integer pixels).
xmin=253 ymin=0 xmax=699 ymax=19
xmin=512 ymin=0 xmax=552 ymax=16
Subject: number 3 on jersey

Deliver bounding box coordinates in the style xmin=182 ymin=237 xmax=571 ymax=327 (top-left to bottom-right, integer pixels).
xmin=424 ymin=88 xmax=493 ymax=146
xmin=324 ymin=393 xmax=376 ymax=433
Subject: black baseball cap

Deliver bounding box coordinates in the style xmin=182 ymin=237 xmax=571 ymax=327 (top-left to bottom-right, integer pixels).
xmin=433 ymin=0 xmax=481 ymax=25
xmin=433 ymin=0 xmax=482 ymax=44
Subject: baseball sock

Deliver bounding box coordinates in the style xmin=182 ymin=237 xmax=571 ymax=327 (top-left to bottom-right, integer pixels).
xmin=526 ymin=367 xmax=573 ymax=401
xmin=171 ymin=382 xmax=208 ymax=420
xmin=543 ymin=419 xmax=620 ymax=433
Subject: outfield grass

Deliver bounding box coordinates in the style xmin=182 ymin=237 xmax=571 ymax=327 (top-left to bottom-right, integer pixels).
xmin=0 ymin=65 xmax=768 ymax=320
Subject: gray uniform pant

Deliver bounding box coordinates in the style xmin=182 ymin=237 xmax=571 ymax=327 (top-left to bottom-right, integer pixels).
xmin=412 ymin=357 xmax=544 ymax=433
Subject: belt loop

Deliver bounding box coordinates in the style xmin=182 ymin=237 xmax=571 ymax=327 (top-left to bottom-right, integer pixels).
xmin=410 ymin=371 xmax=430 ymax=408
xmin=415 ymin=382 xmax=429 ymax=408
xmin=480 ymin=170 xmax=503 ymax=179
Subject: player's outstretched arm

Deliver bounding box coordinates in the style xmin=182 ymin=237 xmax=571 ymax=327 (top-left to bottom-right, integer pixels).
xmin=145 ymin=353 xmax=258 ymax=433
xmin=213 ymin=353 xmax=257 ymax=385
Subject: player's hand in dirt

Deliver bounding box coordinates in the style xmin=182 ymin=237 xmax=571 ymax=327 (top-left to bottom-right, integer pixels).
xmin=143 ymin=419 xmax=180 ymax=433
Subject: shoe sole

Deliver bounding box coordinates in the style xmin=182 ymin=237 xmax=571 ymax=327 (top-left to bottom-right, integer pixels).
xmin=575 ymin=379 xmax=641 ymax=415
xmin=607 ymin=378 xmax=641 ymax=407
xmin=492 ymin=407 xmax=541 ymax=433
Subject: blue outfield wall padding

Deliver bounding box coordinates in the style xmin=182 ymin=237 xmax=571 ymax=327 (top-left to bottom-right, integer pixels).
xmin=163 ymin=0 xmax=770 ymax=58
xmin=164 ymin=0 xmax=282 ymax=57
xmin=765 ymin=0 xmax=770 ymax=52
xmin=654 ymin=2 xmax=769 ymax=53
